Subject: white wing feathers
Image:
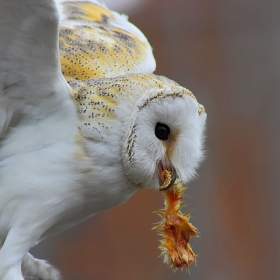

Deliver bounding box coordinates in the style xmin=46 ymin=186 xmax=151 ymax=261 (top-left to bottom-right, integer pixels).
xmin=0 ymin=0 xmax=71 ymax=137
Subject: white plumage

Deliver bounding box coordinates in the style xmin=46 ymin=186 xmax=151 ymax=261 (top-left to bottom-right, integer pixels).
xmin=0 ymin=0 xmax=206 ymax=279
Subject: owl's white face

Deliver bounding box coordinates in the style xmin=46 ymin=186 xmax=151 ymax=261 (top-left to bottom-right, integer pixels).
xmin=119 ymin=75 xmax=206 ymax=190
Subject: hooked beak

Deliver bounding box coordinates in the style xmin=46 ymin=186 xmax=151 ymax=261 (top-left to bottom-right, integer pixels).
xmin=158 ymin=158 xmax=177 ymax=191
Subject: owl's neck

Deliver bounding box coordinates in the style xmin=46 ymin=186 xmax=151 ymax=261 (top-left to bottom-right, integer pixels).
xmin=72 ymin=133 xmax=137 ymax=213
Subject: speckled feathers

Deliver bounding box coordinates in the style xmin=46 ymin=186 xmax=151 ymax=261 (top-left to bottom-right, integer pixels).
xmin=58 ymin=0 xmax=156 ymax=82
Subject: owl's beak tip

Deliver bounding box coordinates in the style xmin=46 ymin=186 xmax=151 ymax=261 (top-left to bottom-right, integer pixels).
xmin=157 ymin=159 xmax=177 ymax=191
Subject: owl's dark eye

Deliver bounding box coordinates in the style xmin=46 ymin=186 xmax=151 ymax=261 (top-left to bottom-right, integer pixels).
xmin=155 ymin=123 xmax=170 ymax=141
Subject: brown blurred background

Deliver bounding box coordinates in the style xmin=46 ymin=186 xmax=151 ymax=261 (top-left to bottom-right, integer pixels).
xmin=31 ymin=0 xmax=280 ymax=279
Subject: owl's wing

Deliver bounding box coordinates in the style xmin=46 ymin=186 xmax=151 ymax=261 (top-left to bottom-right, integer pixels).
xmin=57 ymin=0 xmax=156 ymax=82
xmin=0 ymin=0 xmax=71 ymax=137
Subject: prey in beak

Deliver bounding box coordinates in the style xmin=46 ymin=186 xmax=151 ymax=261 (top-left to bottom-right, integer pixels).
xmin=154 ymin=159 xmax=198 ymax=270
xmin=158 ymin=158 xmax=177 ymax=191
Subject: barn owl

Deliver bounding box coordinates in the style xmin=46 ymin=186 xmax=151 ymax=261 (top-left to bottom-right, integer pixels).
xmin=0 ymin=0 xmax=206 ymax=279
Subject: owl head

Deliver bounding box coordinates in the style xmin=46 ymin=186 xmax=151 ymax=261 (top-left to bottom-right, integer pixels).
xmin=117 ymin=74 xmax=206 ymax=190
xmin=71 ymin=73 xmax=206 ymax=191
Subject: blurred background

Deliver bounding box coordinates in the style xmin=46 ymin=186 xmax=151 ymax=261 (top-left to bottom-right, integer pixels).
xmin=31 ymin=0 xmax=280 ymax=279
